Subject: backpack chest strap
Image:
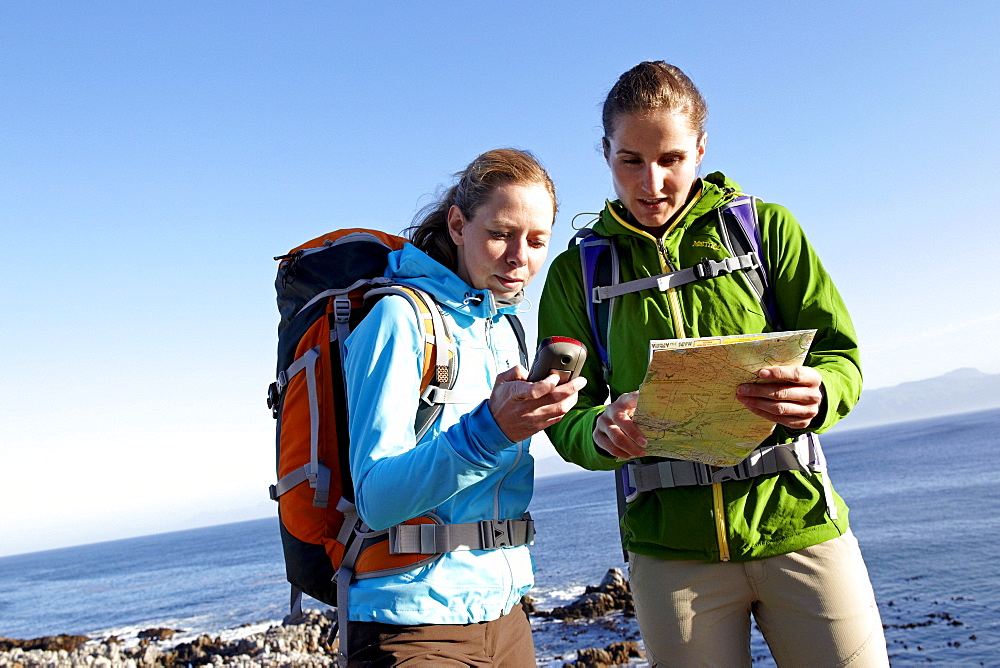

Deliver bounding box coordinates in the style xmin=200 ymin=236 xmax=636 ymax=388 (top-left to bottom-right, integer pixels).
xmin=420 ymin=386 xmax=481 ymax=406
xmin=592 ymin=253 xmax=760 ymax=303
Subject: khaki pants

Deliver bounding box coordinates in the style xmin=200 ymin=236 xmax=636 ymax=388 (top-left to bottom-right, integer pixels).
xmin=346 ymin=602 xmax=535 ymax=667
xmin=629 ymin=531 xmax=888 ymax=667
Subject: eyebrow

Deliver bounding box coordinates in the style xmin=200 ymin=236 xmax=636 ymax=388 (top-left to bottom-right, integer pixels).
xmin=489 ymin=217 xmax=553 ymax=234
xmin=616 ymin=148 xmax=689 ymax=158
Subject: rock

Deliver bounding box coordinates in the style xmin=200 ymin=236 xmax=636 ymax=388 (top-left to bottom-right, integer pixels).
xmin=599 ymin=568 xmax=627 ymax=590
xmin=138 ymin=643 xmax=162 ymax=664
xmin=543 ymin=568 xmax=635 ymax=620
xmin=572 ymin=640 xmax=642 ymax=667
xmin=235 ymin=637 xmax=265 ymax=655
xmin=137 ymin=627 xmax=182 ymax=641
xmin=606 ymin=641 xmax=642 ymax=663
xmin=0 ymin=611 xmax=342 ymax=667
xmin=161 ymin=633 xmax=223 ymax=666
xmin=550 ymin=592 xmax=618 ymax=620
xmin=0 ymin=633 xmax=91 ymax=652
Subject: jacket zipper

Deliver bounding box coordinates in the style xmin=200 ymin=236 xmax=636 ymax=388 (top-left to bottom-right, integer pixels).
xmin=485 ymin=307 xmax=522 ymax=600
xmin=655 ymin=230 xmax=730 ymax=560
xmin=486 ymin=309 xmax=524 ymax=514
xmin=608 ymin=195 xmax=732 ymax=562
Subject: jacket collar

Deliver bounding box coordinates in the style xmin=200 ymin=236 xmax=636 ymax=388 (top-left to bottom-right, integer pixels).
xmin=384 ymin=243 xmax=518 ymax=319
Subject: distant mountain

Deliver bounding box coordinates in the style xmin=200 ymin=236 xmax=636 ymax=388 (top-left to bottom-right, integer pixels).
xmin=837 ymin=368 xmax=1000 ymax=431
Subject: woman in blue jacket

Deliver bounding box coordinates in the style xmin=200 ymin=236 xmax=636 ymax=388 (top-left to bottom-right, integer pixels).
xmin=343 ymin=148 xmax=586 ymax=666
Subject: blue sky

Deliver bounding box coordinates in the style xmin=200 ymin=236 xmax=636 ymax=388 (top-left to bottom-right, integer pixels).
xmin=3 ymin=1 xmax=998 ymax=556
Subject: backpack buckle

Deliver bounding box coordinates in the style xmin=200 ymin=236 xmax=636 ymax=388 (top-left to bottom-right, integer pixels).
xmin=693 ymin=257 xmax=728 ymax=279
xmin=420 ymin=385 xmax=438 ymax=406
xmin=479 ymin=519 xmax=513 ymax=549
xmin=693 ymin=461 xmax=753 ymax=485
xmin=333 ymin=296 xmax=351 ymax=323
xmin=710 ymin=460 xmax=753 ymax=483
xmin=267 ymin=381 xmax=281 ymax=418
xmin=694 ymin=254 xmax=760 ymax=280
xmin=693 ymin=463 xmax=715 ymax=486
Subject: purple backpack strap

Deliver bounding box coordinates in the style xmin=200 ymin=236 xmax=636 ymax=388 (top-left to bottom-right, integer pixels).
xmin=720 ymin=196 xmax=783 ymax=329
xmin=574 ymin=229 xmax=614 ymax=370
xmin=573 ymin=228 xmax=629 ymax=561
xmin=725 ymin=196 xmax=769 ymax=281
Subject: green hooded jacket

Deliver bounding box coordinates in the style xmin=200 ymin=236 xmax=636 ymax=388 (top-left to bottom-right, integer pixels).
xmin=537 ymin=173 xmax=860 ymax=562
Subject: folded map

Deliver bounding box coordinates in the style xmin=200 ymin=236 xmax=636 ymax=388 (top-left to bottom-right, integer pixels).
xmin=632 ymin=329 xmax=817 ymax=466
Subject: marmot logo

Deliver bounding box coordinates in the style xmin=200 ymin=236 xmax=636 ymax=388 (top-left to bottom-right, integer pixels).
xmin=692 ymin=240 xmax=722 ymax=251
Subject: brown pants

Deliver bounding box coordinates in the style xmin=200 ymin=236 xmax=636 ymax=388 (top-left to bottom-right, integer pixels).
xmin=346 ymin=602 xmax=536 ymax=667
xmin=630 ymin=531 xmax=888 ymax=667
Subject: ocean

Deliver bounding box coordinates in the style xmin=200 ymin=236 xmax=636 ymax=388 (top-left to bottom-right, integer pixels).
xmin=2 ymin=408 xmax=999 ymax=665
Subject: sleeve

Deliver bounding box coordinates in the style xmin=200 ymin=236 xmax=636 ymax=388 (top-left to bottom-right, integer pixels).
xmin=536 ymin=248 xmax=622 ymax=471
xmin=344 ymin=295 xmax=517 ymax=531
xmin=760 ymin=203 xmax=863 ymax=434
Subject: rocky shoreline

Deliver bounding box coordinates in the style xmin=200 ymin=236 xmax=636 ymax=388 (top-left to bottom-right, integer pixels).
xmin=2 ymin=566 xmax=983 ymax=666
xmin=0 ymin=569 xmax=644 ymax=668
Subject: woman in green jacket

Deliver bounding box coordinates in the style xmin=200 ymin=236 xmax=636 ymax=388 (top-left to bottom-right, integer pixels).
xmin=538 ymin=61 xmax=887 ymax=666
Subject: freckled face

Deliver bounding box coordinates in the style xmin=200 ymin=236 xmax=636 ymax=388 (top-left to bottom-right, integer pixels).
xmin=447 ymin=183 xmax=554 ymax=300
xmin=604 ymin=108 xmax=706 ymax=231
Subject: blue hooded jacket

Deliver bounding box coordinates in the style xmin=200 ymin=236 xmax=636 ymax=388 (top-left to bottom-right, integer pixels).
xmin=343 ymin=243 xmax=534 ymax=624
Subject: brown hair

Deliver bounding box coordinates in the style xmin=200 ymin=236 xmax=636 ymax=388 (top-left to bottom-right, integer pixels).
xmin=405 ymin=148 xmax=557 ymax=271
xmin=601 ymin=61 xmax=708 ymax=140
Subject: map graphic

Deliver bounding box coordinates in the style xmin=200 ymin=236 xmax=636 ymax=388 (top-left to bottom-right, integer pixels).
xmin=632 ymin=329 xmax=817 ymax=466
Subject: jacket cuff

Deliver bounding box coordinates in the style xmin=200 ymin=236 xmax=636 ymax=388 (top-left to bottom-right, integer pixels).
xmin=466 ymin=400 xmax=518 ymax=456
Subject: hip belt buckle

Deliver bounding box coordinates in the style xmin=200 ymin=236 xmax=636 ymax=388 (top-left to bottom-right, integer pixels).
xmin=693 ymin=460 xmax=753 ymax=486
xmin=479 ymin=519 xmax=513 ymax=549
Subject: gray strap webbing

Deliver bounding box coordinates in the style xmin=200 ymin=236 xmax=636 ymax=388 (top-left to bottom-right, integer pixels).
xmin=270 ymin=346 xmax=330 ymax=508
xmin=269 ymin=461 xmax=331 ymax=506
xmin=334 ymin=505 xmax=372 ymax=668
xmin=626 ymin=434 xmax=823 ymax=499
xmin=289 ymin=585 xmax=304 ymax=622
xmin=275 ymin=346 xmax=314 ymax=394
xmin=336 ymin=497 xmax=360 ymax=546
xmin=332 ymin=296 xmax=351 ymax=363
xmin=303 ymin=344 xmax=328 ymax=508
xmin=389 ymin=515 xmax=535 ymax=554
xmin=809 ymin=432 xmax=839 ymax=520
xmin=295 ymin=278 xmax=394 ymax=318
xmin=335 ymin=562 xmax=357 ymax=667
xmin=270 ymin=466 xmax=308 ymax=500
xmin=420 ymin=385 xmax=479 ymax=406
xmin=592 ymin=253 xmax=759 ymax=303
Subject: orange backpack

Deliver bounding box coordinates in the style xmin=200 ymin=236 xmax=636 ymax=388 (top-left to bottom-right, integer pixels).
xmin=267 ymin=229 xmax=460 ymax=618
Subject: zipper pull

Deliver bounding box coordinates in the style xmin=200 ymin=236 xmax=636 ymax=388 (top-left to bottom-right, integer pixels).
xmin=658 ymin=238 xmax=675 ymax=272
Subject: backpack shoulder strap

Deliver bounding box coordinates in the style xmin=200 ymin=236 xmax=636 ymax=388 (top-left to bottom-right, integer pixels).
xmin=717 ymin=196 xmax=784 ymax=329
xmin=572 ymin=227 xmax=617 ymax=375
xmin=572 ymin=228 xmax=629 ymax=561
xmin=364 ymin=284 xmax=459 ymax=440
xmin=504 ymin=312 xmax=529 ymax=368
